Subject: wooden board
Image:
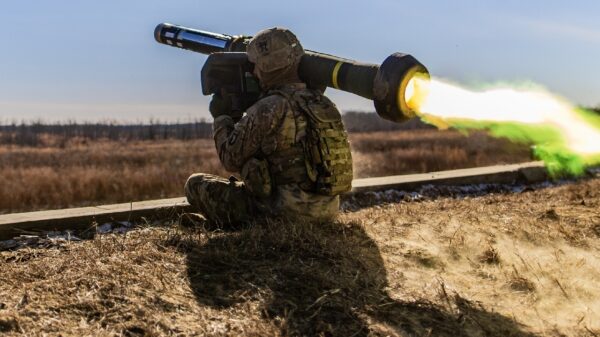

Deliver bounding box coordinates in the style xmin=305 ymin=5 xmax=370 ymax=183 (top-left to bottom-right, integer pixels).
xmin=0 ymin=162 xmax=547 ymax=240
xmin=350 ymin=161 xmax=547 ymax=193
xmin=0 ymin=198 xmax=191 ymax=239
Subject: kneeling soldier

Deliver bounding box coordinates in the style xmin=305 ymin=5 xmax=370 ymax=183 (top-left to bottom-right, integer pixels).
xmin=184 ymin=27 xmax=353 ymax=227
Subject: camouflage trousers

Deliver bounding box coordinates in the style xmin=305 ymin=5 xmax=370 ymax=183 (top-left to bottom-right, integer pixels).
xmin=184 ymin=173 xmax=257 ymax=225
xmin=185 ymin=173 xmax=340 ymax=225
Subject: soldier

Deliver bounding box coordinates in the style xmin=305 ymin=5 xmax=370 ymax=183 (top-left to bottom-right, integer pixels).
xmin=183 ymin=27 xmax=353 ymax=227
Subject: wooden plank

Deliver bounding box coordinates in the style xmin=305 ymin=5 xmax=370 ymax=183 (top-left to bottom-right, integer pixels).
xmin=0 ymin=198 xmax=191 ymax=240
xmin=350 ymin=161 xmax=547 ymax=193
xmin=0 ymin=162 xmax=547 ymax=240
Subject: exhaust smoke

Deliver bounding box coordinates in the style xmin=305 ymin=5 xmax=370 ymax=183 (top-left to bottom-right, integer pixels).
xmin=407 ymin=76 xmax=600 ymax=176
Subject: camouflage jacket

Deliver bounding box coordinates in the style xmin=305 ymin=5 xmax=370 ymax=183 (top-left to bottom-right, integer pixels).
xmin=213 ymin=83 xmax=341 ymax=220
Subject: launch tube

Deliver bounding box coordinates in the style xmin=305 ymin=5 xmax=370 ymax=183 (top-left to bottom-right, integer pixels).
xmin=155 ymin=23 xmax=429 ymax=122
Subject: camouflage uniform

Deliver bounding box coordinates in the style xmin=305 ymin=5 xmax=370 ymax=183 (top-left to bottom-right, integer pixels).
xmin=185 ymin=28 xmax=351 ymax=225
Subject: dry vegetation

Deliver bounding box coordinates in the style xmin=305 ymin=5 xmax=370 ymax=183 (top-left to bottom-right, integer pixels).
xmin=1 ymin=177 xmax=598 ymax=336
xmin=0 ymin=129 xmax=531 ymax=213
xmin=350 ymin=130 xmax=530 ymax=177
xmin=0 ymin=139 xmax=227 ymax=213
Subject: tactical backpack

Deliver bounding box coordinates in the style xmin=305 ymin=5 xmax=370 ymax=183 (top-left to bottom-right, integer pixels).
xmin=271 ymin=89 xmax=353 ymax=196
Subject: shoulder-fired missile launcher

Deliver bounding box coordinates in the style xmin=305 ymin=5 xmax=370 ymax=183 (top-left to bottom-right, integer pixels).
xmin=154 ymin=23 xmax=429 ymax=123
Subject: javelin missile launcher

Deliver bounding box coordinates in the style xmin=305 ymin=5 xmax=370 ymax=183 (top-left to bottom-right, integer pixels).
xmin=154 ymin=23 xmax=429 ymax=123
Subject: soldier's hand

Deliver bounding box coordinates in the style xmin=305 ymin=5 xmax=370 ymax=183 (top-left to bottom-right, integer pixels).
xmin=209 ymin=94 xmax=232 ymax=119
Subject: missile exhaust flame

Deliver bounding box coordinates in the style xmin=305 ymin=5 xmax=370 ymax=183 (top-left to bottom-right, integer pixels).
xmin=406 ymin=76 xmax=600 ymax=176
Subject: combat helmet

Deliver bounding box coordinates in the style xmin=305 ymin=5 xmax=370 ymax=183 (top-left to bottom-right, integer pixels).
xmin=247 ymin=27 xmax=305 ymax=73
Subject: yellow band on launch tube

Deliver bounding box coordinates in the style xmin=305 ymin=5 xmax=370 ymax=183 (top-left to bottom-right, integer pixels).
xmin=331 ymin=61 xmax=344 ymax=89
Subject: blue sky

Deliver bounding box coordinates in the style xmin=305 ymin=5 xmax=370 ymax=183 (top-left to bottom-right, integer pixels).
xmin=1 ymin=0 xmax=599 ymax=122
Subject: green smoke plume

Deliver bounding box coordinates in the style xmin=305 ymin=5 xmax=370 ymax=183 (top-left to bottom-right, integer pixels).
xmin=420 ymin=108 xmax=600 ymax=177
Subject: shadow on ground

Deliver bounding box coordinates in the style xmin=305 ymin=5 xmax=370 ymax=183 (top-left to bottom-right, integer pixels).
xmin=177 ymin=219 xmax=536 ymax=336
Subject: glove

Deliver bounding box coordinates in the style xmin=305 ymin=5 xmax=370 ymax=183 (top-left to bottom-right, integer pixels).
xmin=209 ymin=94 xmax=232 ymax=119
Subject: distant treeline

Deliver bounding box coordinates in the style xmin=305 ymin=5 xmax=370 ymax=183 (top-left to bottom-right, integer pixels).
xmin=18 ymin=107 xmax=591 ymax=147
xmin=0 ymin=112 xmax=436 ymax=147
xmin=3 ymin=106 xmax=598 ymax=147
xmin=0 ymin=120 xmax=213 ymax=147
xmin=0 ymin=111 xmax=434 ymax=147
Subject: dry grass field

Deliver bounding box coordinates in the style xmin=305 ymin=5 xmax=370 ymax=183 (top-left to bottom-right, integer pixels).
xmin=0 ymin=129 xmax=531 ymax=213
xmin=1 ymin=176 xmax=598 ymax=336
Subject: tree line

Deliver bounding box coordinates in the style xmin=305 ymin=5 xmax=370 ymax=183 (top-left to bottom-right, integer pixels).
xmin=3 ymin=107 xmax=598 ymax=147
xmin=0 ymin=120 xmax=213 ymax=146
xmin=0 ymin=112 xmax=436 ymax=147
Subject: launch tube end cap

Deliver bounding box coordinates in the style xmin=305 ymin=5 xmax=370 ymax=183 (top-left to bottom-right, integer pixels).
xmin=373 ymin=53 xmax=430 ymax=123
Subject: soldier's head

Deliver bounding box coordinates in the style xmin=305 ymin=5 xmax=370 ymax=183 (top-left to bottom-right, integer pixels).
xmin=247 ymin=27 xmax=305 ymax=89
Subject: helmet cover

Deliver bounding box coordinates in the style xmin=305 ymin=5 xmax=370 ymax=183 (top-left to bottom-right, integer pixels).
xmin=247 ymin=27 xmax=304 ymax=73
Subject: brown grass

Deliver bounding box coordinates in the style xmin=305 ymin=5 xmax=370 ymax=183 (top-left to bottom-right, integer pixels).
xmin=350 ymin=129 xmax=531 ymax=177
xmin=1 ymin=177 xmax=598 ymax=336
xmin=0 ymin=129 xmax=532 ymax=213
xmin=0 ymin=139 xmax=228 ymax=213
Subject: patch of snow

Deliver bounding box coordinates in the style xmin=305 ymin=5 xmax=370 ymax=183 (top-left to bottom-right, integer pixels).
xmin=0 ymin=239 xmax=19 ymax=250
xmin=96 ymin=223 xmax=113 ymax=234
xmin=342 ymin=180 xmax=566 ymax=211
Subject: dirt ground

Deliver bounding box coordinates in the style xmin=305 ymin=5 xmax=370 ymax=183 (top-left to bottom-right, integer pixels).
xmin=1 ymin=177 xmax=599 ymax=336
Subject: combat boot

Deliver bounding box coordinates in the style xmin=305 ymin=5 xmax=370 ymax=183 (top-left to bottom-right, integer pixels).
xmin=178 ymin=212 xmax=209 ymax=230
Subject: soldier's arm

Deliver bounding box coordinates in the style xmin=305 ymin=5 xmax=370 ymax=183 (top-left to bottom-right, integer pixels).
xmin=213 ymin=96 xmax=287 ymax=172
